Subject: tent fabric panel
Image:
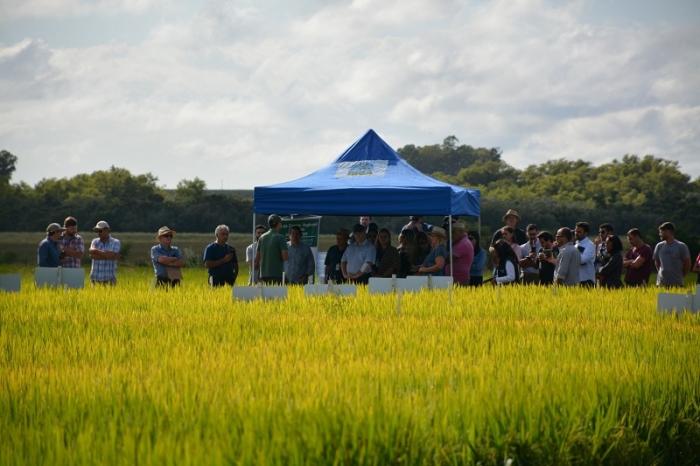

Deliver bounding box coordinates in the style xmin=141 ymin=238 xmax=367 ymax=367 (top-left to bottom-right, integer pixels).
xmin=451 ymin=187 xmax=480 ymax=217
xmin=254 ymin=186 xmax=458 ymax=216
xmin=253 ymin=129 xmax=481 ymax=217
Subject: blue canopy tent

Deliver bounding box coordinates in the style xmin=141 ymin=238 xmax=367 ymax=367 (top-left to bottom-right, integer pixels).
xmin=254 ymin=129 xmax=480 ymax=217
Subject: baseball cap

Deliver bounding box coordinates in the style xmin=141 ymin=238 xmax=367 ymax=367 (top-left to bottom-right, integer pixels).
xmin=46 ymin=223 xmax=65 ymax=234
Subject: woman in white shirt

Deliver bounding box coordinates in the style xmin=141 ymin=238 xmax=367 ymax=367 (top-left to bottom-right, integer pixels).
xmin=491 ymin=239 xmax=520 ymax=285
xmin=500 ymin=226 xmax=523 ymax=260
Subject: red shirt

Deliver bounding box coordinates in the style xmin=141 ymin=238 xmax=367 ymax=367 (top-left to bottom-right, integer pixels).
xmin=624 ymin=243 xmax=653 ymax=285
xmin=446 ymin=235 xmax=474 ymax=285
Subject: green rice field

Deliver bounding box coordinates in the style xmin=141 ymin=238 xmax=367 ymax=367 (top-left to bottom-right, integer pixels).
xmin=1 ymin=268 xmax=699 ymax=465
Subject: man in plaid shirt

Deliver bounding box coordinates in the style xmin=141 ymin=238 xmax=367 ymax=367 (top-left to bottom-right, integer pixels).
xmin=89 ymin=220 xmax=121 ymax=285
xmin=60 ymin=216 xmax=84 ymax=268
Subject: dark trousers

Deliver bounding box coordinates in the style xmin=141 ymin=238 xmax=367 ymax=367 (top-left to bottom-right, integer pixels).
xmin=209 ymin=276 xmax=235 ymax=287
xmin=349 ymin=273 xmax=371 ymax=285
xmin=156 ymin=276 xmax=180 ymax=288
xmin=91 ymin=279 xmax=116 ymax=286
xmin=469 ymin=276 xmax=483 ymax=286
xmin=260 ymin=277 xmax=283 ymax=285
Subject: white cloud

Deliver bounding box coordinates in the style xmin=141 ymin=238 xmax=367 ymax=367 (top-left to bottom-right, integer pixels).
xmin=508 ymin=105 xmax=700 ymax=175
xmin=0 ymin=39 xmax=55 ymax=99
xmin=0 ymin=0 xmax=171 ymax=18
xmin=2 ymin=0 xmax=700 ymax=190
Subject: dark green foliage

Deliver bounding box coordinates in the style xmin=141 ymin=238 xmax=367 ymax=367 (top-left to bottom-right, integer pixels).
xmin=0 ymin=166 xmax=252 ymax=233
xmin=397 ymin=140 xmax=700 ymax=252
xmin=1 ymin=142 xmax=699 ymax=253
xmin=0 ymin=149 xmax=18 ymax=183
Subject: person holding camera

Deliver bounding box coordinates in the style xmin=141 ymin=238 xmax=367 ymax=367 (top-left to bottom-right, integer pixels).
xmin=519 ymin=224 xmax=541 ymax=284
xmin=536 ymin=231 xmax=558 ymax=285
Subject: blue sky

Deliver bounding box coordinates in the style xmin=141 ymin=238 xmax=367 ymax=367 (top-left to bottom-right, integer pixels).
xmin=1 ymin=0 xmax=699 ymax=188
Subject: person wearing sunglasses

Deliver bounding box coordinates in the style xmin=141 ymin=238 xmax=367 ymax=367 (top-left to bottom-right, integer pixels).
xmin=151 ymin=226 xmax=185 ymax=288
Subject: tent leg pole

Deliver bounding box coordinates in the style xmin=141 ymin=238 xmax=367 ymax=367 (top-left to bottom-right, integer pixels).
xmin=448 ymin=215 xmax=453 ymax=281
xmin=251 ymin=213 xmax=256 ymax=285
xmin=449 ymin=214 xmax=453 ymax=306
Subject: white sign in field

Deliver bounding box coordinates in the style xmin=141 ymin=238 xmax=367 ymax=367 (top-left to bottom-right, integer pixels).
xmin=657 ymin=286 xmax=700 ymax=314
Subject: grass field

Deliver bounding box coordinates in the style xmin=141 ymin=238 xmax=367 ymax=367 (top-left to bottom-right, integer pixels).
xmin=1 ymin=268 xmax=699 ymax=466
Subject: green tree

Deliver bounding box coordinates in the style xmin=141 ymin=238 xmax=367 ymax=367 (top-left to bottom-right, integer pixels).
xmin=175 ymin=178 xmax=207 ymax=203
xmin=0 ymin=150 xmax=18 ymax=183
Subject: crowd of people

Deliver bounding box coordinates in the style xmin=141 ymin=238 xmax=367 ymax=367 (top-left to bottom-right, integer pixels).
xmin=36 ymin=217 xmax=237 ymax=288
xmin=252 ymin=210 xmax=699 ymax=289
xmin=481 ymin=210 xmax=696 ymax=288
xmin=36 ymin=210 xmax=700 ymax=289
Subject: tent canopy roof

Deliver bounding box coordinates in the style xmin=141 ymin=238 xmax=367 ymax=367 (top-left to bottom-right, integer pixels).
xmin=253 ymin=129 xmax=480 ymax=217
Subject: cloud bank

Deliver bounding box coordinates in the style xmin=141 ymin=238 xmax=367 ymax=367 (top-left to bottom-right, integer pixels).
xmin=1 ymin=0 xmax=699 ymax=188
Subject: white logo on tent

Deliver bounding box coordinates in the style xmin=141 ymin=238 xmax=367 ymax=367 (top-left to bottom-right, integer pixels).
xmin=335 ymin=160 xmax=388 ymax=178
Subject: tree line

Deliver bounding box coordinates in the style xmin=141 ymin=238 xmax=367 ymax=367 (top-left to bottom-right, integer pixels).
xmin=1 ymin=145 xmax=698 ymax=249
xmin=0 ymin=151 xmax=252 ymax=234
xmin=398 ymin=138 xmax=700 ymax=247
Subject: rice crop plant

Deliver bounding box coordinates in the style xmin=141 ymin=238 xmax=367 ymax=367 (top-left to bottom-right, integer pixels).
xmin=1 ymin=270 xmax=699 ymax=466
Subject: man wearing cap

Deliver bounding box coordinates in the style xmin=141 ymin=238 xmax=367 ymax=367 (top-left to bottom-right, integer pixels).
xmin=255 ymin=214 xmax=289 ymax=284
xmin=37 ymin=223 xmax=65 ymax=267
xmin=60 ymin=216 xmax=84 ymax=268
xmin=151 ymin=226 xmax=185 ymax=287
xmin=88 ymin=220 xmax=121 ymax=285
xmin=341 ymin=224 xmax=376 ymax=284
xmin=491 ymin=209 xmax=527 ymax=246
xmin=204 ymin=224 xmax=238 ymax=287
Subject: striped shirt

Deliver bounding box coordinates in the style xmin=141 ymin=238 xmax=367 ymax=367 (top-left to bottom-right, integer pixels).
xmin=61 ymin=234 xmax=84 ymax=268
xmin=90 ymin=236 xmax=121 ymax=283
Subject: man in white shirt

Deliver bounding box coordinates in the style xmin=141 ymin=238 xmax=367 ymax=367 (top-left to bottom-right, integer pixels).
xmin=245 ymin=224 xmax=266 ymax=285
xmin=575 ymin=222 xmax=596 ymax=286
xmin=341 ymin=224 xmax=376 ymax=284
